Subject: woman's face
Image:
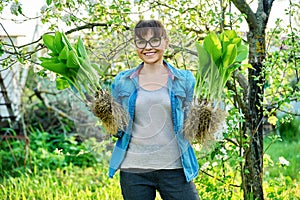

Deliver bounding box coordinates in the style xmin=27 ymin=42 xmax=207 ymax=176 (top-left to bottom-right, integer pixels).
xmin=135 ymin=30 xmax=168 ymax=65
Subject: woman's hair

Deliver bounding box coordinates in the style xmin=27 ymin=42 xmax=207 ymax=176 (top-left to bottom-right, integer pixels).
xmin=134 ymin=20 xmax=167 ymax=39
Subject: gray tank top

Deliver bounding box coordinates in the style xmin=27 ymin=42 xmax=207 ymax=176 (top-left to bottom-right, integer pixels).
xmin=120 ymin=86 xmax=182 ymax=170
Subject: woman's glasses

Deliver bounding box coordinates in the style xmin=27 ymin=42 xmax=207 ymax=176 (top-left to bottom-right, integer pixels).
xmin=134 ymin=37 xmax=164 ymax=49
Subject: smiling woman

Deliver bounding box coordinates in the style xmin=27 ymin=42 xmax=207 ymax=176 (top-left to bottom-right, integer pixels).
xmin=106 ymin=19 xmax=200 ymax=200
xmin=134 ymin=20 xmax=169 ymax=66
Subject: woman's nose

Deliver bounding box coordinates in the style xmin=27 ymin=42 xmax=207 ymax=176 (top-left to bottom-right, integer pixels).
xmin=144 ymin=41 xmax=152 ymax=49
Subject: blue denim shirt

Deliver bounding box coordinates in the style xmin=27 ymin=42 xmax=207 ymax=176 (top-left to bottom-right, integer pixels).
xmin=108 ymin=60 xmax=199 ymax=182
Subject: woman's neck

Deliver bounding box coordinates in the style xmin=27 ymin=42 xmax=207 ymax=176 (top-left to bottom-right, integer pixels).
xmin=140 ymin=62 xmax=167 ymax=75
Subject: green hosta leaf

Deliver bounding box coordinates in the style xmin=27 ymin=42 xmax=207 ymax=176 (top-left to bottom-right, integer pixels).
xmin=40 ymin=59 xmax=68 ymax=76
xmin=203 ymin=32 xmax=222 ymax=64
xmin=208 ymin=57 xmax=222 ymax=100
xmin=67 ymin=50 xmax=80 ymax=69
xmin=76 ymin=37 xmax=88 ymax=59
xmin=221 ymin=30 xmax=238 ymax=40
xmin=195 ymin=42 xmax=211 ymax=75
xmin=54 ymin=32 xmax=64 ymax=53
xmin=56 ymin=77 xmax=70 ymax=90
xmin=231 ymin=38 xmax=242 ymax=46
xmin=236 ymin=45 xmax=249 ymax=62
xmin=58 ymin=45 xmax=69 ymax=61
xmin=61 ymin=32 xmax=75 ymax=51
xmin=223 ymin=44 xmax=237 ymax=68
xmin=42 ymin=34 xmax=57 ymax=53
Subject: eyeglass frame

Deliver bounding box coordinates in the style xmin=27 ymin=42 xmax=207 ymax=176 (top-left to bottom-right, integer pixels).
xmin=134 ymin=36 xmax=166 ymax=49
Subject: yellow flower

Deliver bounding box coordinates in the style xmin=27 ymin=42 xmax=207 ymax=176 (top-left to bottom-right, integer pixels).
xmin=268 ymin=116 xmax=278 ymax=126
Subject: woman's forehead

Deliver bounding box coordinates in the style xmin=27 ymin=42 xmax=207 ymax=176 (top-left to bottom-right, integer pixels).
xmin=134 ymin=27 xmax=164 ymax=39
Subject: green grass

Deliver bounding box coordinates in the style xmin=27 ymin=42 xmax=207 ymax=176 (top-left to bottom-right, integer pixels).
xmin=264 ymin=137 xmax=300 ymax=181
xmin=0 ymin=134 xmax=299 ymax=199
xmin=0 ymin=164 xmax=123 ymax=200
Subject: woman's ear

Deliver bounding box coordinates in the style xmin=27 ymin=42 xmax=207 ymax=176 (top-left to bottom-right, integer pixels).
xmin=164 ymin=37 xmax=169 ymax=49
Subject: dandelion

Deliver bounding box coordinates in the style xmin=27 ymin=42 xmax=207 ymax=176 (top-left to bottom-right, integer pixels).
xmin=278 ymin=156 xmax=289 ymax=166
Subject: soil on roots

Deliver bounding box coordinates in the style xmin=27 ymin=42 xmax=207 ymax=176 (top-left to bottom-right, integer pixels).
xmin=90 ymin=90 xmax=128 ymax=134
xmin=184 ymin=105 xmax=227 ymax=144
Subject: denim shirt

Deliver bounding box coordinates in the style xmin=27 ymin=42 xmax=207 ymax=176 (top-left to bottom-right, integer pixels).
xmin=108 ymin=60 xmax=199 ymax=182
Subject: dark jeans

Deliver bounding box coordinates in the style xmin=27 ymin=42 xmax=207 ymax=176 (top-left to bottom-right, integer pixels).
xmin=120 ymin=168 xmax=200 ymax=200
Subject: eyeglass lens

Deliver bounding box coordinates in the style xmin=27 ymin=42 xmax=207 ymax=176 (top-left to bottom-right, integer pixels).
xmin=135 ymin=37 xmax=161 ymax=48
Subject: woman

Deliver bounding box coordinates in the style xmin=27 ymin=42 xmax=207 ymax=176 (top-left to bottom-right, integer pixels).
xmin=109 ymin=20 xmax=199 ymax=200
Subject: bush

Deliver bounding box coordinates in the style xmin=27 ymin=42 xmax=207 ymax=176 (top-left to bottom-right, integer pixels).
xmin=277 ymin=115 xmax=300 ymax=142
xmin=0 ymin=128 xmax=108 ymax=177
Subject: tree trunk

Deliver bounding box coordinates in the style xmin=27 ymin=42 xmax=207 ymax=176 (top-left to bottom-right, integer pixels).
xmin=230 ymin=1 xmax=274 ymax=199
xmin=242 ymin=28 xmax=265 ymax=200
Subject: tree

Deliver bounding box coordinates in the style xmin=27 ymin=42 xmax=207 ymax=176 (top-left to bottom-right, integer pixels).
xmin=230 ymin=0 xmax=274 ymax=199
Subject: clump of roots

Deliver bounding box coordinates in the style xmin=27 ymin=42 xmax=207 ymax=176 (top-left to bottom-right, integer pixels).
xmin=184 ymin=104 xmax=227 ymax=144
xmin=90 ymin=90 xmax=128 ymax=134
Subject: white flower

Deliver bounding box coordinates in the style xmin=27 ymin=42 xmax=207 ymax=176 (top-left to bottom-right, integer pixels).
xmin=40 ymin=5 xmax=48 ymax=12
xmin=215 ymin=148 xmax=229 ymax=160
xmin=200 ymin=161 xmax=210 ymax=171
xmin=214 ymin=131 xmax=224 ymax=141
xmin=89 ymin=0 xmax=98 ymax=5
xmin=220 ymin=147 xmax=227 ymax=154
xmin=33 ymin=64 xmax=43 ymax=73
xmin=212 ymin=162 xmax=218 ymax=167
xmin=62 ymin=14 xmax=71 ymax=23
xmin=279 ymin=156 xmax=289 ymax=166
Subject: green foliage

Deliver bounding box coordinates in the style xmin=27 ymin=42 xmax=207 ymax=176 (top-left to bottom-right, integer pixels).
xmin=277 ymin=115 xmax=300 ymax=142
xmin=40 ymin=31 xmax=102 ymax=100
xmin=264 ymin=137 xmax=300 ymax=180
xmin=0 ymin=0 xmax=299 ymax=199
xmin=0 ymin=128 xmax=103 ymax=177
xmin=194 ymin=30 xmax=248 ymax=103
xmin=0 ymin=165 xmax=123 ymax=200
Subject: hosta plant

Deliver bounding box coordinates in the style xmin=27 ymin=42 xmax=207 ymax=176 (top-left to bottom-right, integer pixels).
xmin=39 ymin=31 xmax=128 ymax=134
xmin=184 ymin=30 xmax=249 ymax=143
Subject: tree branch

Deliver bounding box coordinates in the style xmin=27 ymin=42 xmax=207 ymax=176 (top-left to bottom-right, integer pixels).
xmin=65 ymin=23 xmax=130 ymax=35
xmin=226 ymin=79 xmax=248 ymax=116
xmin=230 ymin=0 xmax=258 ymax=29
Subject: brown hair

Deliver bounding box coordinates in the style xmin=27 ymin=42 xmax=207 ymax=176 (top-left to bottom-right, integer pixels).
xmin=134 ymin=20 xmax=167 ymax=39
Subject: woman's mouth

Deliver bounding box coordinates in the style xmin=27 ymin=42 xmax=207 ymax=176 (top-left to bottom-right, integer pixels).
xmin=144 ymin=52 xmax=156 ymax=56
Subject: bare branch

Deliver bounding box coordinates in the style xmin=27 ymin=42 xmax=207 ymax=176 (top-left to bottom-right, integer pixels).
xmin=0 ymin=23 xmax=19 ymax=54
xmin=230 ymin=0 xmax=258 ymax=29
xmin=65 ymin=23 xmax=130 ymax=35
xmin=277 ymin=108 xmax=300 ymax=117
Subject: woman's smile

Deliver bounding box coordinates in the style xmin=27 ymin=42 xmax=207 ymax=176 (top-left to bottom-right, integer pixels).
xmin=143 ymin=51 xmax=156 ymax=56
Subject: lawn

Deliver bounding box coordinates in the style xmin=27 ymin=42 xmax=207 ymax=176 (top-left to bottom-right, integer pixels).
xmin=0 ymin=132 xmax=299 ymax=200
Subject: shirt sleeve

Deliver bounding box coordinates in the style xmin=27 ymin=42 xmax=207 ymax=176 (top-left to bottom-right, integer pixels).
xmin=184 ymin=70 xmax=196 ymax=119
